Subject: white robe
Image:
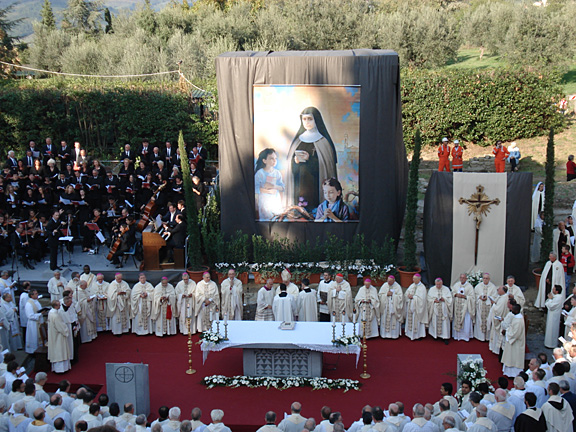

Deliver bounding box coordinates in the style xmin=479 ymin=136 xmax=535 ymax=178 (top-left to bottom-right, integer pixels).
xmin=565 ymin=306 xmax=576 ymax=339
xmin=255 ymin=288 xmax=275 ymax=321
xmin=378 ymin=282 xmax=404 ymax=339
xmin=328 ymin=286 xmax=353 ymax=323
xmin=195 ymin=280 xmax=219 ymax=332
xmin=176 ymin=280 xmax=197 ymax=334
xmin=130 ymin=282 xmax=154 ymax=335
xmin=486 ymin=402 xmax=515 ymax=432
xmin=502 ymin=313 xmax=526 ymax=376
xmin=107 ymin=280 xmax=131 ymax=335
xmin=542 ymin=394 xmax=574 ymax=432
xmin=24 ymin=299 xmax=43 ymax=354
xmin=545 ymin=293 xmax=563 ymax=348
xmin=47 ymin=277 xmax=67 ymax=302
xmin=93 ymin=281 xmax=110 ymax=331
xmin=221 ymin=278 xmax=243 ymax=320
xmin=531 ymin=184 xmax=545 ymax=230
xmin=273 ymin=295 xmax=296 ymax=322
xmin=152 ymin=283 xmax=177 ymax=336
xmin=317 ymin=280 xmax=336 ymax=316
xmin=535 ymin=259 xmax=565 ymax=308
xmin=18 ymin=292 xmax=29 ymax=329
xmin=427 ymin=285 xmax=453 ymax=339
xmin=404 ymin=282 xmax=428 ymax=340
xmin=297 ymin=289 xmax=318 ymax=322
xmin=474 ymin=282 xmax=497 ymax=341
xmin=466 ymin=417 xmax=497 ymax=432
xmin=451 ymin=281 xmax=475 ymax=341
xmin=487 ymin=294 xmax=508 ymax=354
xmin=8 ymin=415 xmax=32 ymax=432
xmin=76 ymin=287 xmax=97 ymax=343
xmin=355 ymin=286 xmax=380 ymax=338
xmin=275 ymin=283 xmax=299 ymax=299
xmin=506 ymin=284 xmax=526 ymax=308
xmin=47 ymin=309 xmax=70 ymax=373
xmin=1 ymin=300 xmax=21 ymax=351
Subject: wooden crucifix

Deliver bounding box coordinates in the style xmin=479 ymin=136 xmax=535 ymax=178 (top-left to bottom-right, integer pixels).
xmin=458 ymin=185 xmax=501 ymax=265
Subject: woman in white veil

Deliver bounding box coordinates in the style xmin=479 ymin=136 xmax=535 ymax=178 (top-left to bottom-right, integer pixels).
xmin=531 ymin=182 xmax=545 ymax=230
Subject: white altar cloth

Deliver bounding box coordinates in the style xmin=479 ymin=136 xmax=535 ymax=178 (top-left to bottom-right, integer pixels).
xmin=200 ymin=321 xmax=361 ymax=364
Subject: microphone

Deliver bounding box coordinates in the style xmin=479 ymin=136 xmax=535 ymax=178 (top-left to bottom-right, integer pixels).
xmin=136 ymin=348 xmax=144 ymax=364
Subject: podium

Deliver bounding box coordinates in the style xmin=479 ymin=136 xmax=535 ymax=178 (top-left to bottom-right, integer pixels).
xmin=142 ymin=232 xmax=166 ymax=270
xmin=106 ymin=363 xmax=150 ymax=415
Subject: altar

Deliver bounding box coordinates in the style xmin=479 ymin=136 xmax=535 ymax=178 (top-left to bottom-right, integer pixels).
xmin=200 ymin=321 xmax=360 ymax=378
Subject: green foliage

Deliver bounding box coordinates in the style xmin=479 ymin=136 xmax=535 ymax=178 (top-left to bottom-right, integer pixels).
xmin=0 ymin=2 xmax=21 ymax=77
xmin=403 ymin=129 xmax=421 ymax=271
xmin=40 ymin=0 xmax=56 ymax=29
xmin=61 ymin=0 xmax=104 ymax=35
xmin=402 ymin=68 xmax=566 ymax=149
xmin=104 ymin=8 xmax=113 ymax=33
xmin=0 ymin=80 xmax=217 ymax=158
xmin=178 ymin=130 xmax=203 ymax=269
xmin=540 ymin=128 xmax=555 ymax=267
xmin=200 ymin=183 xmax=222 ymax=269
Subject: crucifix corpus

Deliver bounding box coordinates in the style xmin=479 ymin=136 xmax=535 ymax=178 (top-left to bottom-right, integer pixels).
xmin=458 ymin=185 xmax=501 ymax=265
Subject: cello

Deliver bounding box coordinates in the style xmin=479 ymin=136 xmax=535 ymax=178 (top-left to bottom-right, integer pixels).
xmin=107 ymin=226 xmax=125 ymax=261
xmin=136 ymin=183 xmax=167 ymax=232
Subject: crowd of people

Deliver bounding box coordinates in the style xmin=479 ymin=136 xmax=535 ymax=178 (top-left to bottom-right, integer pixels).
xmin=436 ymin=138 xmax=521 ymax=173
xmin=0 ymin=138 xmax=209 ymax=271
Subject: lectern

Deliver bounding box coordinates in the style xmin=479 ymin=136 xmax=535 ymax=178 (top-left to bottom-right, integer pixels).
xmin=142 ymin=232 xmax=166 ymax=270
xmin=106 ymin=363 xmax=150 ymax=415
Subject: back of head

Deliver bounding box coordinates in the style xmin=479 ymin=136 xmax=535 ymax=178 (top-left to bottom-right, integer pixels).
xmin=477 ymin=382 xmax=489 ymax=394
xmin=7 ymin=361 xmax=18 ymax=374
xmin=24 ymin=382 xmax=35 ymax=396
xmin=476 ymin=404 xmax=487 ymax=418
xmin=524 ymin=392 xmax=537 ymax=408
xmin=124 ymin=403 xmax=134 ymax=413
xmin=320 ymin=406 xmax=331 ymax=421
xmin=82 ymin=391 xmax=93 ymax=404
xmin=442 ymin=416 xmax=456 ymax=429
xmin=497 ymin=377 xmax=509 ymax=390
xmin=210 ymin=409 xmax=224 ymax=423
xmin=362 ymin=412 xmax=372 ymax=425
xmin=395 ymin=402 xmax=405 ymax=414
xmin=109 ymin=403 xmax=120 ymax=417
xmin=265 ymin=412 xmax=276 ymax=424
xmin=333 ymin=424 xmax=344 ymax=432
xmin=553 ymin=362 xmax=565 ymax=377
xmin=180 ymin=420 xmax=192 ymax=432
xmin=494 ymin=388 xmax=507 ymax=402
xmin=136 ymin=415 xmax=147 ymax=426
xmin=190 ymin=408 xmax=202 ymax=421
xmin=33 ymin=408 xmax=45 ymax=421
xmin=13 ymin=401 xmax=25 ymax=414
xmin=169 ymin=407 xmax=181 ymax=421
xmin=560 ymin=380 xmax=571 ymax=392
xmin=59 ymin=380 xmax=71 ymax=392
xmin=412 ymin=404 xmax=425 ymax=418
xmin=548 ymin=382 xmax=560 ymax=396
xmin=158 ymin=406 xmax=169 ymax=419
xmin=89 ymin=403 xmax=100 ymax=415
xmin=75 ymin=421 xmax=88 ymax=432
xmin=303 ymin=418 xmax=316 ymax=431
xmin=12 ymin=379 xmax=22 ymax=393
xmin=151 ymin=424 xmax=163 ymax=432
xmin=328 ymin=412 xmax=341 ymax=425
xmin=99 ymin=394 xmax=109 ymax=407
xmin=35 ymin=372 xmax=47 ymax=384
xmin=439 ymin=400 xmax=450 ymax=412
xmin=469 ymin=392 xmax=482 ymax=404
xmin=54 ymin=418 xmax=65 ymax=431
xmin=535 ymin=369 xmax=546 ymax=381
xmin=372 ymin=407 xmax=384 ymax=422
xmin=291 ymin=402 xmax=302 ymax=414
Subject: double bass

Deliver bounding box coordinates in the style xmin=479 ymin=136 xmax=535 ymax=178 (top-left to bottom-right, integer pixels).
xmin=136 ymin=183 xmax=167 ymax=232
xmin=107 ymin=226 xmax=125 ymax=261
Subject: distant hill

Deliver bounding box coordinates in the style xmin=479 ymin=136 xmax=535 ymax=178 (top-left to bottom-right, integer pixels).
xmin=6 ymin=0 xmax=170 ymax=40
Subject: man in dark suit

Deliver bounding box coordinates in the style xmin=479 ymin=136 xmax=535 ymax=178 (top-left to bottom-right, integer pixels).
xmin=27 ymin=141 xmax=40 ymax=159
xmin=163 ymin=214 xmax=186 ymax=263
xmin=70 ymin=141 xmax=82 ymax=168
xmin=161 ymin=203 xmax=180 ymax=230
xmin=42 ymin=137 xmax=56 ymax=166
xmin=120 ymin=144 xmax=136 ymax=164
xmin=46 ymin=210 xmax=63 ymax=271
xmin=138 ymin=140 xmax=152 ymax=165
xmin=57 ymin=141 xmax=71 ymax=167
xmin=85 ymin=169 xmax=104 ymax=209
xmin=162 ymin=141 xmax=175 ymax=169
xmin=6 ymin=151 xmax=18 ymax=173
xmin=21 ymin=150 xmax=35 ymax=170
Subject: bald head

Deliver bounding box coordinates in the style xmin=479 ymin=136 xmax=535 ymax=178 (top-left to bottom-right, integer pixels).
xmin=388 ymin=404 xmax=399 ymax=416
xmin=291 ymin=402 xmax=302 ymax=414
xmin=495 ymin=388 xmax=507 ymax=402
xmin=476 ymin=404 xmax=487 ymax=417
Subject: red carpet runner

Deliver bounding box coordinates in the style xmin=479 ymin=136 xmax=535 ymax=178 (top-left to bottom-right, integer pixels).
xmin=46 ymin=332 xmax=503 ymax=431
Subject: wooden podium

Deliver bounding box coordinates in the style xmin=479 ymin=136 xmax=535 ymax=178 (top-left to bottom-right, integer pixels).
xmin=142 ymin=232 xmax=166 ymax=270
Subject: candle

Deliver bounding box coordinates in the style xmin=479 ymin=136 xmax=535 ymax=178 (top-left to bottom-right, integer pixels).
xmin=224 ymin=313 xmax=228 ymax=325
xmin=210 ymin=311 xmax=213 ymax=321
xmin=362 ymin=307 xmax=366 ymax=321
xmin=341 ymin=312 xmax=345 ymax=323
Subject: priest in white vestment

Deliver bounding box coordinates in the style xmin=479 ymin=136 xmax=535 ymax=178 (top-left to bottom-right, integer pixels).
xmin=220 ymin=270 xmax=243 ymax=321
xmin=404 ymin=274 xmax=428 ymax=340
xmin=1 ymin=293 xmax=22 ymax=351
xmin=76 ymin=281 xmax=97 ymax=343
xmin=542 ymin=383 xmax=574 ymax=432
xmin=487 ymin=285 xmax=509 ymax=355
xmin=275 ymin=270 xmax=299 ymax=299
xmin=153 ymin=278 xmax=177 ymax=336
xmin=403 ymin=403 xmax=436 ymax=432
xmin=427 ymin=278 xmax=453 ymax=341
xmin=565 ymin=296 xmax=576 ymax=339
xmin=355 ymin=279 xmax=380 ymax=338
xmin=502 ymin=304 xmax=526 ymax=377
xmin=451 ymin=273 xmax=475 ymax=341
xmin=278 ymin=403 xmax=306 ymax=432
xmin=378 ymin=275 xmax=404 ymax=339
xmin=47 ymin=272 xmax=67 ymax=302
xmin=130 ymin=274 xmax=154 ymax=336
xmin=545 ymin=285 xmax=564 ymax=348
xmin=25 ymin=290 xmax=44 ymax=354
xmin=47 ymin=301 xmax=71 ymax=374
xmin=195 ymin=273 xmax=220 ymax=332
xmin=466 ymin=404 xmax=497 ymax=432
xmin=505 ymin=275 xmax=526 ymax=308
xmin=93 ymin=274 xmax=110 ymax=332
xmin=9 ymin=401 xmax=32 ymax=432
xmin=176 ymin=273 xmax=197 ymax=334
xmin=273 ymin=285 xmax=297 ymax=322
xmin=536 ymin=253 xmax=565 ymax=308
xmin=297 ymin=280 xmax=317 ymax=322
xmin=107 ymin=273 xmax=131 ymax=335
xmin=328 ymin=276 xmax=353 ymax=323
xmin=65 ymin=273 xmax=80 ymax=300
xmin=474 ymin=273 xmax=497 ymax=341
xmin=255 ymin=279 xmax=275 ymax=321
xmin=487 ymin=390 xmax=515 ymax=432
xmin=531 ymin=182 xmax=545 ymax=229
xmin=79 ymin=266 xmax=97 ymax=292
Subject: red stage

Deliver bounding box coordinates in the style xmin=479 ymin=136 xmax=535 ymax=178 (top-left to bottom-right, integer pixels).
xmin=46 ymin=333 xmax=503 ymax=431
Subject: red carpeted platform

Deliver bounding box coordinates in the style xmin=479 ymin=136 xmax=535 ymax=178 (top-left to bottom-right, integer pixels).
xmin=46 ymin=332 xmax=503 ymax=431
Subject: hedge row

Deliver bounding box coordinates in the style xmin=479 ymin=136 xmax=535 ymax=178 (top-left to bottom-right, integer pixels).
xmin=0 ymin=68 xmax=566 ymax=157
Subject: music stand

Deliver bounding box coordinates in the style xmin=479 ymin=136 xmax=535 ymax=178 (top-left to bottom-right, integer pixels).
xmin=59 ymin=236 xmax=74 ymax=265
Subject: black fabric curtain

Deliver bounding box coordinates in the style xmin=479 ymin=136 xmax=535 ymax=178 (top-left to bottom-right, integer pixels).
xmin=216 ymin=50 xmax=408 ymax=245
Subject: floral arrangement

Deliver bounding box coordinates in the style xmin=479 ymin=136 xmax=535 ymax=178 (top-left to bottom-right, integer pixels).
xmin=333 ymin=335 xmax=360 ymax=347
xmin=202 ymin=375 xmax=361 ymax=392
xmin=252 ymin=261 xmax=396 ymax=280
xmin=199 ymin=330 xmax=226 ymax=345
xmin=456 ymin=356 xmax=492 ymax=398
xmin=214 ymin=261 xmax=251 ymax=274
xmin=466 ymin=270 xmax=484 ymax=287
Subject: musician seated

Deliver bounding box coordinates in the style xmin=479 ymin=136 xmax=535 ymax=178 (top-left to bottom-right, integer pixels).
xmin=160 ymin=203 xmax=180 ymax=231
xmin=11 ymin=225 xmax=34 ymax=269
xmin=82 ymin=208 xmax=104 ymax=252
xmin=109 ymin=223 xmax=136 ymax=268
xmin=161 ymin=214 xmax=187 ymax=264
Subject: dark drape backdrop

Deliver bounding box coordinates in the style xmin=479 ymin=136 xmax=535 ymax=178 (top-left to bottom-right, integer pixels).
xmin=216 ymin=50 xmax=408 ymax=245
xmin=423 ymin=172 xmax=532 ymax=286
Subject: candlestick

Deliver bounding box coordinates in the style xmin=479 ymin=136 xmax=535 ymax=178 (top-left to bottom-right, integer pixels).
xmin=216 ymin=319 xmax=221 ymax=335
xmin=185 ymin=318 xmax=196 ymax=375
xmin=223 ymin=321 xmax=229 ymax=341
xmin=332 ymin=320 xmax=337 ymax=344
xmin=360 ymin=319 xmax=370 ymax=379
xmin=341 ymin=321 xmax=346 ymax=338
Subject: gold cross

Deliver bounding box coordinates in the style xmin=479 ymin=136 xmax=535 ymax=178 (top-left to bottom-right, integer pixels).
xmin=459 ymin=185 xmax=500 ymax=265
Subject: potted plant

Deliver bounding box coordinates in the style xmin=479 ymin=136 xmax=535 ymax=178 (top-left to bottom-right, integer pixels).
xmin=398 ymin=130 xmax=422 ymax=287
xmin=534 ymin=128 xmax=556 ymax=286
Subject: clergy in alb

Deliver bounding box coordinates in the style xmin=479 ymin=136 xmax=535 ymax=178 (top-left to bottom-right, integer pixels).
xmin=487 ymin=285 xmax=509 ymax=355
xmin=545 ymin=285 xmax=564 ymax=349
xmin=514 ymin=392 xmax=547 ymax=432
xmin=25 ymin=290 xmax=44 ymax=354
xmin=474 ymin=273 xmax=497 ymax=341
xmin=427 ymin=278 xmax=453 ymax=341
xmin=355 ymin=279 xmax=380 ymax=338
xmin=107 ymin=273 xmax=131 ymax=335
xmin=502 ymin=304 xmax=526 ymax=377
xmin=195 ymin=272 xmax=220 ymax=332
xmin=93 ymin=273 xmax=110 ymax=332
xmin=220 ymin=269 xmax=243 ymax=321
xmin=404 ymin=274 xmax=428 ymax=340
xmin=378 ymin=275 xmax=404 ymax=339
xmin=328 ymin=276 xmax=353 ymax=323
xmin=451 ymin=273 xmax=475 ymax=341
xmin=255 ymin=279 xmax=275 ymax=321
xmin=130 ymin=274 xmax=154 ymax=336
xmin=176 ymin=272 xmax=197 ymax=334
xmin=153 ymin=278 xmax=177 ymax=336
xmin=536 ymin=252 xmax=566 ymax=308
xmin=505 ymin=275 xmax=526 ymax=308
xmin=273 ymin=284 xmax=297 ymax=322
xmin=542 ymin=382 xmax=574 ymax=432
xmin=275 ymin=270 xmax=300 ymax=299
xmin=76 ymin=281 xmax=97 ymax=343
xmin=297 ymin=279 xmax=317 ymax=322
xmin=47 ymin=301 xmax=71 ymax=374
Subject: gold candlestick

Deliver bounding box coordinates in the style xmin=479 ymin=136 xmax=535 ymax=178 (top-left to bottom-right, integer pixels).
xmin=186 ymin=317 xmax=196 ymax=375
xmin=360 ymin=319 xmax=370 ymax=379
xmin=223 ymin=322 xmax=229 ymax=340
